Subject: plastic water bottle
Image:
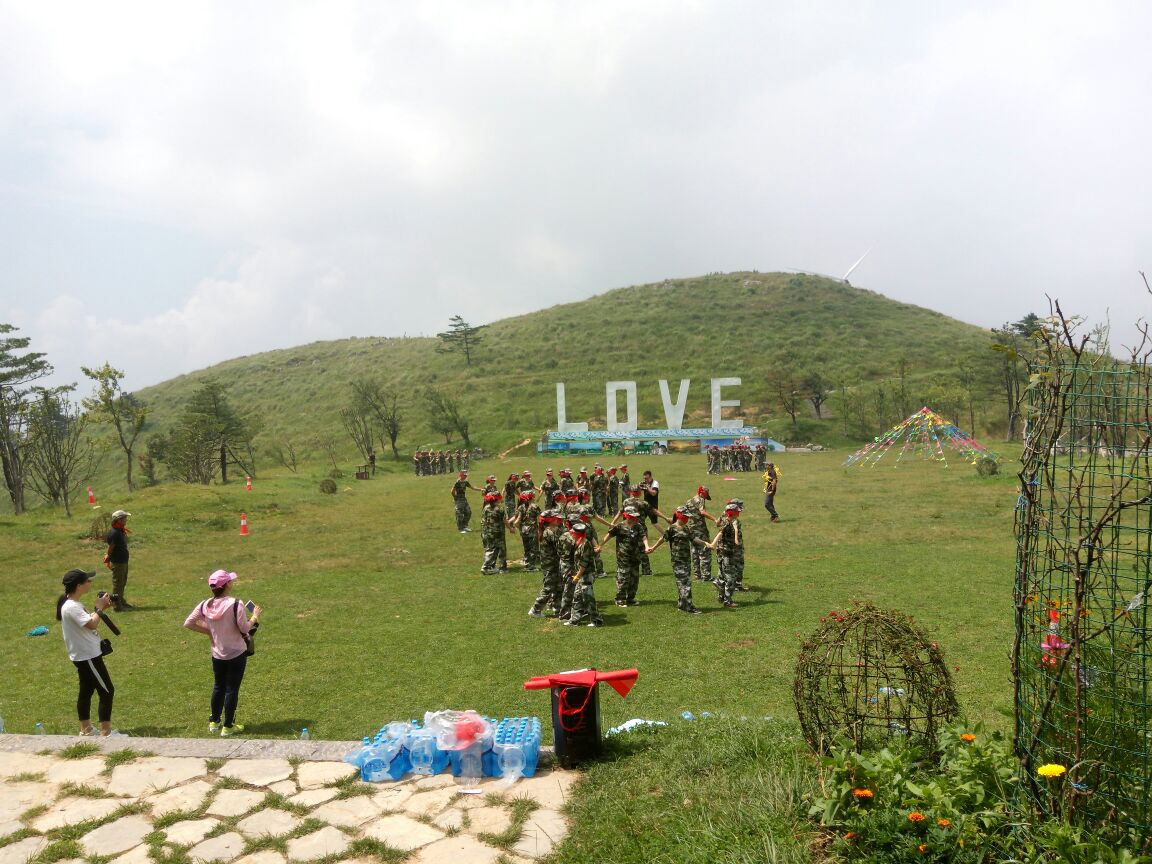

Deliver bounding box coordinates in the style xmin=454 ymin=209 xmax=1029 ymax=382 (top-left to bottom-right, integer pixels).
xmin=455 ymin=742 xmax=484 ymax=793
xmin=34 ymin=722 xmax=45 ymax=735
xmin=879 ymin=687 xmax=905 ymax=697
xmin=300 ymin=727 xmax=310 ymax=740
xmin=681 ymin=711 xmax=695 ymax=721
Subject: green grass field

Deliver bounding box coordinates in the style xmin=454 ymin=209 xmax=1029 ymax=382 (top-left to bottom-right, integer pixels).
xmin=3 ymin=448 xmax=1019 ymax=743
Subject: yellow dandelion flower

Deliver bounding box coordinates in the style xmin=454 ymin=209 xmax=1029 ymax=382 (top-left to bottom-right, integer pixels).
xmin=1037 ymin=763 xmax=1066 ymax=778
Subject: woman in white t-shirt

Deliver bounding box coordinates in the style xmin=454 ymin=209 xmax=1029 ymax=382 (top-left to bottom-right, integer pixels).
xmin=56 ymin=569 xmax=119 ymax=736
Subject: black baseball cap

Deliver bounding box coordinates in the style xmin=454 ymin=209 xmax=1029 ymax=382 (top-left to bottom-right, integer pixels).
xmin=62 ymin=568 xmax=96 ymax=589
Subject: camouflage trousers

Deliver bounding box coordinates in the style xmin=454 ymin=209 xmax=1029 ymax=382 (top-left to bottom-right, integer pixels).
xmin=639 ymin=525 xmax=652 ymax=575
xmin=607 ymin=490 xmax=618 ymax=514
xmin=568 ymin=574 xmax=603 ymax=626
xmin=592 ymin=490 xmax=607 ymax=516
xmin=530 ymin=563 xmax=563 ymax=616
xmin=672 ymin=560 xmax=696 ymax=610
xmin=716 ymin=552 xmax=744 ymax=604
xmin=615 ymin=558 xmax=640 ymax=604
xmin=454 ymin=499 xmax=472 ymax=532
xmin=519 ymin=530 xmax=539 ymax=570
xmin=559 ymin=566 xmax=576 ymax=619
xmin=691 ymin=534 xmax=713 ymax=581
xmin=481 ymin=533 xmax=507 ymax=573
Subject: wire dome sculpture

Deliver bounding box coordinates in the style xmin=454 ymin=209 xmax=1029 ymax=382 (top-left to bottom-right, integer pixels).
xmin=793 ymin=602 xmax=959 ymax=754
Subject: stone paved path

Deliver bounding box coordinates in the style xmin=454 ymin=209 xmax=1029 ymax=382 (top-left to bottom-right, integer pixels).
xmin=0 ymin=735 xmax=575 ymax=864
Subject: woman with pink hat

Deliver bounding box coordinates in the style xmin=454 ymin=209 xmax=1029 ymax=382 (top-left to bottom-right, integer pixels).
xmin=183 ymin=569 xmax=261 ymax=736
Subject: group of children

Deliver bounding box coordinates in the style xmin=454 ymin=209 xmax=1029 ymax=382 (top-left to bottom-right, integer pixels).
xmin=450 ymin=466 xmax=750 ymax=627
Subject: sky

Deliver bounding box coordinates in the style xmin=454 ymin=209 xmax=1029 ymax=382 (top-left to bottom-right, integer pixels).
xmin=2 ymin=1 xmax=1151 ymax=392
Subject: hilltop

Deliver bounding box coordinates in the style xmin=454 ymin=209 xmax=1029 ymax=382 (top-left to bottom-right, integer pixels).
xmin=134 ymin=272 xmax=1001 ymax=463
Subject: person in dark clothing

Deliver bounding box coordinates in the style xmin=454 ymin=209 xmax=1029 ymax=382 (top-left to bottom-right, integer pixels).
xmin=104 ymin=510 xmax=134 ymax=611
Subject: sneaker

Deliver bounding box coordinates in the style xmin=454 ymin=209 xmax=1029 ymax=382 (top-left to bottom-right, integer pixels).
xmin=687 ymin=608 xmax=702 ymax=615
xmin=220 ymin=724 xmax=245 ymax=737
xmin=79 ymin=726 xmax=99 ymax=737
xmin=587 ymin=621 xmax=603 ymax=628
xmin=615 ymin=600 xmax=627 ymax=607
xmin=102 ymin=730 xmax=129 ymax=737
xmin=464 ymin=527 xmax=473 ymax=532
xmin=626 ymin=600 xmax=639 ymax=606
xmin=561 ymin=620 xmax=575 ymax=626
xmin=460 ymin=530 xmax=468 ymax=534
xmin=119 ymin=602 xmax=137 ymax=611
xmin=734 ymin=585 xmax=749 ymax=592
xmin=771 ymin=517 xmax=780 ymax=523
xmin=527 ymin=608 xmax=544 ymax=618
xmin=208 ymin=721 xmax=220 ymax=733
xmin=722 ymin=601 xmax=739 ymax=608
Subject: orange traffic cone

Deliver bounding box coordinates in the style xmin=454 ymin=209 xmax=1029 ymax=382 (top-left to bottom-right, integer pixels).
xmin=240 ymin=513 xmax=249 ymax=536
xmin=88 ymin=486 xmax=95 ymax=505
xmin=245 ymin=475 xmax=252 ymax=491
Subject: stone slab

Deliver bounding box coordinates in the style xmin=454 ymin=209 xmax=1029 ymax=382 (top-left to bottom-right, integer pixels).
xmin=286 ymin=826 xmax=350 ymax=862
xmin=189 ymin=831 xmax=246 ymax=863
xmin=512 ymin=808 xmax=567 ymax=859
xmin=409 ymin=835 xmax=503 ymax=864
xmin=79 ymin=814 xmax=153 ymax=857
xmin=206 ymin=788 xmax=265 ymax=817
xmin=32 ymin=796 xmax=125 ymax=831
xmin=309 ymin=795 xmax=382 ymax=827
xmin=109 ymin=846 xmax=155 ymax=864
xmin=236 ymin=808 xmax=301 ymax=837
xmin=295 ymin=762 xmax=356 ymax=789
xmin=217 ymin=759 xmax=292 ymax=786
xmin=464 ymin=805 xmax=513 ymax=836
xmin=371 ymin=784 xmax=415 ymax=812
xmin=0 ymin=820 xmax=23 ymax=840
xmin=403 ymin=785 xmax=462 ymax=818
xmin=44 ymin=757 xmax=106 ymax=785
xmin=513 ymin=770 xmax=578 ymax=811
xmin=108 ymin=758 xmax=206 ymax=797
xmin=0 ymin=753 xmax=57 ymax=779
xmin=412 ymin=773 xmax=457 ymax=791
xmin=361 ymin=814 xmax=443 ymax=851
xmin=267 ymin=781 xmax=296 ymax=796
xmin=287 ymin=788 xmax=337 ymax=808
xmin=163 ymin=818 xmax=220 ymax=845
xmin=0 ymin=781 xmax=57 ymax=815
xmin=234 ymin=852 xmax=287 ymax=864
xmin=432 ymin=808 xmax=462 ymax=831
xmin=146 ymin=779 xmax=215 ymax=817
xmin=0 ymin=836 xmax=48 ymax=864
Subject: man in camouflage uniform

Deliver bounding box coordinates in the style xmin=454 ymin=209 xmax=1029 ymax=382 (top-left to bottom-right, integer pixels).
xmin=564 ymin=522 xmax=604 ymax=627
xmin=540 ymin=469 xmax=560 ymax=509
xmin=450 ymin=470 xmax=481 ymax=533
xmin=528 ymin=509 xmax=565 ymax=618
xmin=703 ymin=498 xmax=745 ymax=607
xmin=512 ymin=490 xmax=542 ymax=570
xmin=685 ymin=485 xmax=720 ymax=581
xmin=518 ymin=470 xmax=536 ymax=494
xmin=616 ymin=464 xmax=631 ymax=500
xmin=601 ymin=507 xmax=644 ymax=606
xmin=480 ymin=493 xmax=510 ymax=575
xmin=645 ymin=507 xmax=701 ymax=613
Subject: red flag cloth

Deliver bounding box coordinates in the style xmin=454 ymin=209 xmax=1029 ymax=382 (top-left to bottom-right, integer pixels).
xmin=523 ymin=668 xmax=639 ymax=699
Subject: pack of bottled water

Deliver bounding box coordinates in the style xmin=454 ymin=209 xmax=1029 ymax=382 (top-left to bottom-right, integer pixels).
xmin=345 ymin=712 xmax=541 ymax=785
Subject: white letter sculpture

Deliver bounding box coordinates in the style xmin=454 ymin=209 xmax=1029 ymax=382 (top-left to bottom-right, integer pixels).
xmin=605 ymin=381 xmax=638 ymax=432
xmin=710 ymin=377 xmax=743 ymax=429
xmin=555 ymin=383 xmax=589 ymax=433
xmin=659 ymin=379 xmax=690 ymax=430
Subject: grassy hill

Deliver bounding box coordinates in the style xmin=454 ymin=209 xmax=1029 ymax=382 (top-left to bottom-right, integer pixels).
xmin=128 ymin=272 xmax=1002 ymax=477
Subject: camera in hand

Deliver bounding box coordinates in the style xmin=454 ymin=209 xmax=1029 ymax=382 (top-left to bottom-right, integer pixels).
xmin=95 ymin=592 xmax=122 ymax=636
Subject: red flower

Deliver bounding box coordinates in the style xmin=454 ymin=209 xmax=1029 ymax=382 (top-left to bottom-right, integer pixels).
xmin=908 ymin=812 xmax=925 ymax=822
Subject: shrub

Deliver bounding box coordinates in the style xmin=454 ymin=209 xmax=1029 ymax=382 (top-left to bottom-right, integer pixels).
xmin=319 ymin=478 xmax=337 ymax=495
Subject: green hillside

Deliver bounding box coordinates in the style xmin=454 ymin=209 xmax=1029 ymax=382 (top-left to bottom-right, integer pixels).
xmin=128 ymin=272 xmax=1003 ymax=473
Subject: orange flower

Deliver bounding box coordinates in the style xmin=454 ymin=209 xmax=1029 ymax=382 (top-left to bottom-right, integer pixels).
xmin=852 ymin=788 xmax=874 ymax=799
xmin=937 ymin=818 xmax=951 ymax=828
xmin=960 ymin=733 xmax=976 ymax=743
xmin=918 ymin=843 xmax=928 ymax=853
xmin=844 ymin=832 xmax=857 ymax=841
xmin=908 ymin=812 xmax=926 ymax=822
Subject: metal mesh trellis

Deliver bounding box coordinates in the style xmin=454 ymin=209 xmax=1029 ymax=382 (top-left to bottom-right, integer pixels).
xmin=794 ymin=602 xmax=959 ymax=754
xmin=1015 ymin=349 xmax=1152 ymax=839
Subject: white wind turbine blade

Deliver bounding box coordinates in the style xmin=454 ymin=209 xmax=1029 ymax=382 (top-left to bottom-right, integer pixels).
xmin=842 ymin=248 xmax=872 ymax=282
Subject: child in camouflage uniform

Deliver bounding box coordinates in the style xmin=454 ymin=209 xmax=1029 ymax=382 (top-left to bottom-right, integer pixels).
xmin=685 ymin=485 xmax=720 ymax=581
xmin=528 ymin=509 xmax=565 ymax=618
xmin=450 ymin=470 xmax=480 ymax=533
xmin=480 ymin=494 xmax=510 ymax=575
xmin=564 ymin=522 xmax=604 ymax=627
xmin=703 ymin=498 xmax=745 ymax=607
xmin=600 ymin=507 xmax=645 ymax=606
xmin=512 ymin=491 xmax=542 ymax=570
xmin=646 ymin=507 xmax=701 ymax=614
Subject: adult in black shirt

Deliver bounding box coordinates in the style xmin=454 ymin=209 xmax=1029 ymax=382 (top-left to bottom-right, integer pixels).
xmin=104 ymin=510 xmax=133 ymax=611
xmin=641 ymin=471 xmax=661 ymax=525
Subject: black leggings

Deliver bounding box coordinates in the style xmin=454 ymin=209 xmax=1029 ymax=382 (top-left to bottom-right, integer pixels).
xmin=73 ymin=656 xmax=115 ymax=723
xmin=211 ymin=654 xmax=248 ymax=727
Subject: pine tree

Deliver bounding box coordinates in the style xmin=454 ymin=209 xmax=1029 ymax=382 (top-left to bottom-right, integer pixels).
xmin=435 ymin=316 xmax=486 ymax=367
